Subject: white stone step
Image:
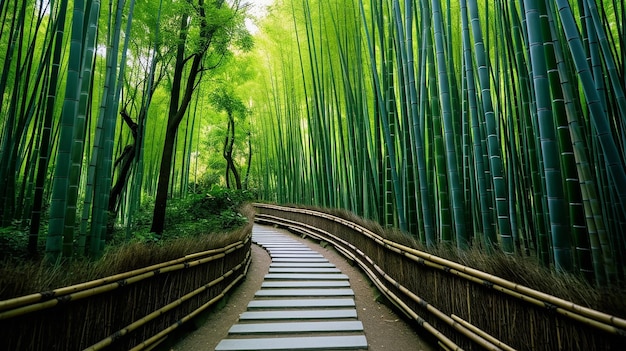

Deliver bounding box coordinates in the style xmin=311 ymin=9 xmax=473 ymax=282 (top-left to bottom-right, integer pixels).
xmin=238 ymin=309 xmax=358 ymax=320
xmin=255 ymin=288 xmax=354 ymax=297
xmin=272 ymin=258 xmax=329 ymax=263
xmin=264 ymin=273 xmax=349 ymax=280
xmin=270 ymin=262 xmax=335 ymax=268
xmin=261 ymin=280 xmax=351 ymax=288
xmin=228 ymin=321 xmax=364 ymax=334
xmin=215 ymin=335 xmax=368 ymax=350
xmin=247 ymin=298 xmax=355 ymax=309
xmin=268 ymin=267 xmax=341 ymax=273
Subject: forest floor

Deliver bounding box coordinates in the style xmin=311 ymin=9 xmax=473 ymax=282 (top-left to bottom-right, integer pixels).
xmin=163 ymin=226 xmax=436 ymax=351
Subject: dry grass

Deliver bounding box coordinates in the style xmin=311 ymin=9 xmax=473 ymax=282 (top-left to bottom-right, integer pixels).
xmin=0 ymin=205 xmax=254 ymax=300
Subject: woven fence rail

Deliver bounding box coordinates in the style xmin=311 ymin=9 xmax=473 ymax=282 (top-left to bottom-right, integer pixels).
xmin=254 ymin=203 xmax=626 ymax=351
xmin=0 ymin=235 xmax=251 ymax=351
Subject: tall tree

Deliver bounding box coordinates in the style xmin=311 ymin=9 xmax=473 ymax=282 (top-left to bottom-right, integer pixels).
xmin=150 ymin=0 xmax=251 ymax=233
xmin=209 ymin=85 xmax=247 ymax=189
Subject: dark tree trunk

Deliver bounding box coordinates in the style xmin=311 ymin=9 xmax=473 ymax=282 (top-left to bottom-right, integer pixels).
xmin=108 ymin=111 xmax=138 ymax=213
xmin=223 ymin=113 xmax=241 ymax=189
xmin=243 ymin=130 xmax=252 ymax=189
xmin=151 ymin=18 xmax=206 ymax=233
xmin=151 ymin=126 xmax=178 ymax=233
xmin=108 ymin=146 xmax=134 ymax=212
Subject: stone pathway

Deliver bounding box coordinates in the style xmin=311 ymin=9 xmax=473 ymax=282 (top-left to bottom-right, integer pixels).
xmin=215 ymin=226 xmax=368 ymax=350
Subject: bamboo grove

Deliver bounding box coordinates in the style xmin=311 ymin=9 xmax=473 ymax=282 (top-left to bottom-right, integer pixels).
xmin=0 ymin=0 xmax=253 ymax=261
xmin=250 ymin=0 xmax=626 ymax=286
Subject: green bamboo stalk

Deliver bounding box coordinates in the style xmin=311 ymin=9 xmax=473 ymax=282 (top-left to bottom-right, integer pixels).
xmin=92 ymin=0 xmax=131 ymax=254
xmin=466 ymin=0 xmax=512 ymax=252
xmin=543 ymin=0 xmax=593 ymax=281
xmin=460 ymin=0 xmax=494 ymax=249
xmin=508 ymin=0 xmax=548 ymax=262
xmin=0 ymin=0 xmax=27 ymax=226
xmin=524 ymin=0 xmax=572 ymax=272
xmin=431 ymin=0 xmax=467 ymax=248
xmin=404 ymin=0 xmax=435 ymax=244
xmin=46 ymin=0 xmax=87 ymax=261
xmin=63 ymin=0 xmax=101 ymax=257
xmin=384 ymin=11 xmax=397 ymax=228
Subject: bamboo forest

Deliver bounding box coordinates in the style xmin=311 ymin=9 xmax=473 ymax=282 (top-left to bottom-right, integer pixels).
xmin=1 ymin=0 xmax=626 ymax=291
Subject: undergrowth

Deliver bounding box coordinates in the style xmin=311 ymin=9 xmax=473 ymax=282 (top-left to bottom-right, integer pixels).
xmin=0 ymin=187 xmax=255 ymax=300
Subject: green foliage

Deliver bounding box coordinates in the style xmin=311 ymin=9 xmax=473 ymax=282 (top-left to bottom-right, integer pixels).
xmin=124 ymin=186 xmax=255 ymax=243
xmin=209 ymin=85 xmax=248 ymax=118
xmin=0 ymin=227 xmax=29 ymax=260
xmin=188 ymin=186 xmax=255 ymax=226
xmin=209 ymin=185 xmax=255 ymax=210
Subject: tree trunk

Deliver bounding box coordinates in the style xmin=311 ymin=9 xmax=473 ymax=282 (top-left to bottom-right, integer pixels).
xmin=151 ymin=126 xmax=178 ymax=233
xmin=223 ymin=113 xmax=242 ymax=189
xmin=150 ymin=9 xmax=196 ymax=234
xmin=243 ymin=129 xmax=252 ymax=190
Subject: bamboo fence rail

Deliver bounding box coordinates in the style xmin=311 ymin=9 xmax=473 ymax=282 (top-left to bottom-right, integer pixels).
xmin=0 ymin=235 xmax=251 ymax=351
xmin=254 ymin=203 xmax=626 ymax=351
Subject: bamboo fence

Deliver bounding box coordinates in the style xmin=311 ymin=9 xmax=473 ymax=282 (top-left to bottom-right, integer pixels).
xmin=0 ymin=235 xmax=251 ymax=351
xmin=254 ymin=203 xmax=626 ymax=351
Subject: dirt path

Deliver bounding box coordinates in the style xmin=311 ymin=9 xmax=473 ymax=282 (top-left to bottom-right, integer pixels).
xmin=165 ymin=226 xmax=435 ymax=351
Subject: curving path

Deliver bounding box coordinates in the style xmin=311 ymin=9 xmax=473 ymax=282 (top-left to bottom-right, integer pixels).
xmin=215 ymin=226 xmax=368 ymax=350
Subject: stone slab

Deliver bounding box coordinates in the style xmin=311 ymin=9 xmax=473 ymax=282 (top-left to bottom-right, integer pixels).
xmin=255 ymin=288 xmax=354 ymax=297
xmin=247 ymin=298 xmax=355 ymax=309
xmin=268 ymin=267 xmax=341 ymax=273
xmin=238 ymin=309 xmax=357 ymax=320
xmin=261 ymin=280 xmax=351 ymax=288
xmin=264 ymin=273 xmax=349 ymax=280
xmin=272 ymin=258 xmax=329 ymax=263
xmin=228 ymin=321 xmax=364 ymax=334
xmin=270 ymin=254 xmax=324 ymax=258
xmin=267 ymin=251 xmax=319 ymax=256
xmin=215 ymin=335 xmax=368 ymax=350
xmin=270 ymin=262 xmax=336 ymax=268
